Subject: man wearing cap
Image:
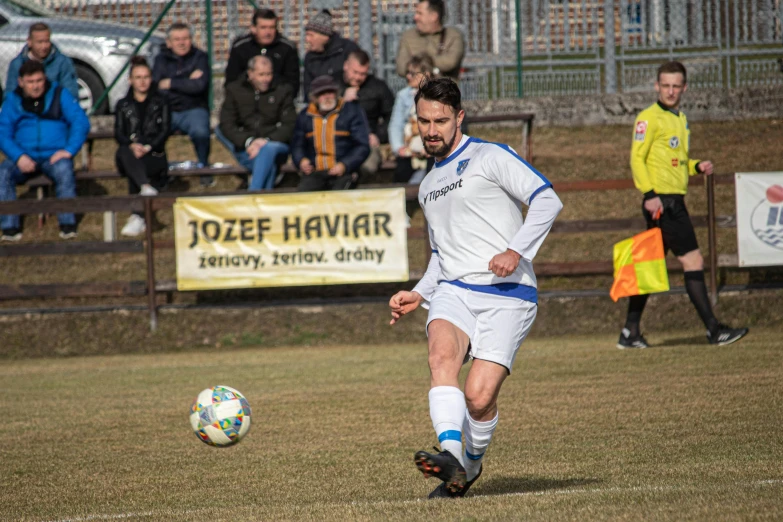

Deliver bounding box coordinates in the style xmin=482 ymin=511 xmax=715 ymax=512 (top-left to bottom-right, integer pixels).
xmin=302 ymin=9 xmax=360 ymax=98
xmin=292 ymin=75 xmax=370 ymax=192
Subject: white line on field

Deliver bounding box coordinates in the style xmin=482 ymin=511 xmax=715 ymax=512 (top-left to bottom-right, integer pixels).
xmin=46 ymin=479 xmax=783 ymax=521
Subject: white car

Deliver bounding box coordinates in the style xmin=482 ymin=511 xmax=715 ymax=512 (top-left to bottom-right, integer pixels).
xmin=0 ymin=0 xmax=164 ymax=113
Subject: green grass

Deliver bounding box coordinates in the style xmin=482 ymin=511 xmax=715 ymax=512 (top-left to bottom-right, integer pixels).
xmin=0 ymin=330 xmax=780 ymax=521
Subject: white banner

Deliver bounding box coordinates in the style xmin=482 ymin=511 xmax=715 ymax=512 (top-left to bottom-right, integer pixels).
xmin=735 ymin=172 xmax=783 ymax=267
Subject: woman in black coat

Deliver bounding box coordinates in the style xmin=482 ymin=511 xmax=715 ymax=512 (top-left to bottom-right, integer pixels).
xmin=115 ymin=56 xmax=171 ymax=236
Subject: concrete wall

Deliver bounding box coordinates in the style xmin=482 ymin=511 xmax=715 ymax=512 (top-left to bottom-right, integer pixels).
xmin=90 ymin=85 xmax=783 ymax=131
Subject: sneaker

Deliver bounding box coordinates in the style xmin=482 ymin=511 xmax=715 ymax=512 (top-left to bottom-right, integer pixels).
xmin=139 ymin=184 xmax=158 ymax=196
xmin=58 ymin=225 xmax=77 ymax=240
xmin=707 ymin=324 xmax=749 ymax=346
xmin=121 ymin=214 xmax=146 ymax=237
xmin=200 ymin=175 xmax=216 ymax=188
xmin=1 ymin=228 xmax=22 ymax=241
xmin=414 ymin=447 xmax=467 ymax=495
xmin=617 ymin=328 xmax=650 ymax=349
xmin=429 ymin=464 xmax=482 ymax=499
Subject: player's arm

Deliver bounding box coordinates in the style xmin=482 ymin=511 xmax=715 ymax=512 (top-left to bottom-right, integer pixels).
xmin=630 ymin=115 xmax=657 ymax=197
xmin=390 ymin=228 xmax=441 ymax=324
xmin=485 ymin=148 xmax=563 ymax=276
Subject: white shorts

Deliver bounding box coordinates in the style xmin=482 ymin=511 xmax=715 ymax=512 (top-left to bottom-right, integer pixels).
xmin=426 ymin=282 xmax=537 ymax=373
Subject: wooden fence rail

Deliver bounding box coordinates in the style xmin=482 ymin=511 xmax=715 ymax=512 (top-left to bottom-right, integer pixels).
xmin=0 ymin=174 xmax=733 ymax=330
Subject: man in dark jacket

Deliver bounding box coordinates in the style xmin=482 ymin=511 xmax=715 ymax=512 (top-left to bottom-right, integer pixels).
xmin=293 ymin=75 xmax=370 ymax=192
xmin=152 ymin=23 xmax=213 ymax=186
xmin=5 ymin=23 xmax=79 ymax=101
xmin=339 ymin=49 xmax=394 ymax=176
xmin=220 ymin=56 xmax=296 ymax=191
xmin=0 ymin=60 xmax=90 ymax=241
xmin=303 ymin=10 xmax=360 ymax=98
xmin=224 ymin=8 xmax=300 ymax=96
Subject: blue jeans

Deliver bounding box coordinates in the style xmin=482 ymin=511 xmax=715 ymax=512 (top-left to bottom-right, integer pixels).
xmin=0 ymin=158 xmax=76 ymax=230
xmin=215 ymin=127 xmax=289 ymax=191
xmin=171 ymin=108 xmax=210 ymax=166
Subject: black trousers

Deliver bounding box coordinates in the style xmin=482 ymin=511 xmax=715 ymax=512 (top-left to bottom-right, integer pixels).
xmin=115 ymin=145 xmax=169 ymax=195
xmin=297 ymin=170 xmax=356 ymax=192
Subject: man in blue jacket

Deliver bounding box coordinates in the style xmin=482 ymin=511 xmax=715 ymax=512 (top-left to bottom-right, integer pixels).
xmin=5 ymin=23 xmax=79 ymax=101
xmin=152 ymin=23 xmax=213 ymax=187
xmin=0 ymin=60 xmax=90 ymax=241
xmin=293 ymin=75 xmax=370 ymax=192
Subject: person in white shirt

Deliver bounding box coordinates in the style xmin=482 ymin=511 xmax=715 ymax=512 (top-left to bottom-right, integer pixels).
xmin=388 ymin=78 xmax=562 ymax=499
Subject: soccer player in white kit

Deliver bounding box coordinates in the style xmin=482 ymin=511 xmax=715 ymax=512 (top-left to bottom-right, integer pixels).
xmin=389 ymin=78 xmax=563 ymax=499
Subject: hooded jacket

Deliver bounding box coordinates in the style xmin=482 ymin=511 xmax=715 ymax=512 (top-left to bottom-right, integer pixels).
xmin=5 ymin=43 xmax=79 ymax=100
xmin=151 ymin=45 xmax=210 ymax=112
xmin=219 ymin=76 xmax=297 ymax=151
xmin=0 ymin=81 xmax=90 ymax=163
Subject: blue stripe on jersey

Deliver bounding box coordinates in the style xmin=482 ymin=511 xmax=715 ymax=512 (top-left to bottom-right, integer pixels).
xmin=465 ymin=450 xmax=484 ymax=461
xmin=438 ymin=430 xmax=462 ymax=443
xmin=529 ymin=183 xmax=552 ymax=203
xmin=434 ymin=137 xmax=475 ymax=168
xmin=446 ymin=279 xmax=538 ymax=304
xmin=470 ymin=137 xmax=552 ymax=189
xmin=432 ymin=249 xmax=439 ymax=254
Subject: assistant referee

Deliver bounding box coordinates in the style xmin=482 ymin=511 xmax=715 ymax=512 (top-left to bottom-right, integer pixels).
xmin=617 ymin=61 xmax=748 ymax=348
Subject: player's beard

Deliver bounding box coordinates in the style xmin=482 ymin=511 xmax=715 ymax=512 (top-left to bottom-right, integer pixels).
xmin=423 ymin=128 xmax=458 ymax=159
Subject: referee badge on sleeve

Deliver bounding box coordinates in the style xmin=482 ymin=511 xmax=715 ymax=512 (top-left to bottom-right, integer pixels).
xmin=634 ymin=121 xmax=648 ymax=142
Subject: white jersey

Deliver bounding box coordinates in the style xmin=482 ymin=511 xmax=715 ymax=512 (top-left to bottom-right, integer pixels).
xmin=413 ymin=135 xmax=560 ymax=304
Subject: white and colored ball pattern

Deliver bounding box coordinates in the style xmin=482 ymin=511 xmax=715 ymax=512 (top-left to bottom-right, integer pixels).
xmin=189 ymin=385 xmax=252 ymax=447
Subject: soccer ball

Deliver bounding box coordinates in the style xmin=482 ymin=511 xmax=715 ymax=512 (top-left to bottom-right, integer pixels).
xmin=189 ymin=385 xmax=252 ymax=447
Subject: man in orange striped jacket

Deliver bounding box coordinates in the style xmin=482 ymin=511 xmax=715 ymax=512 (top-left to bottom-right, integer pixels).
xmin=292 ymin=75 xmax=371 ymax=191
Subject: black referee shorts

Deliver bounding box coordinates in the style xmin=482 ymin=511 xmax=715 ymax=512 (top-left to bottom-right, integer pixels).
xmin=642 ymin=194 xmax=699 ymax=257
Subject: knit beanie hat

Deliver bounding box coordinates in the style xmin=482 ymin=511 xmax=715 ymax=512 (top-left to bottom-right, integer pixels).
xmin=305 ymin=9 xmax=333 ymax=36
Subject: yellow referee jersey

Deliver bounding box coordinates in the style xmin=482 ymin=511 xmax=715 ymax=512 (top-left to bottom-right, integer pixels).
xmin=630 ymin=101 xmax=701 ymax=195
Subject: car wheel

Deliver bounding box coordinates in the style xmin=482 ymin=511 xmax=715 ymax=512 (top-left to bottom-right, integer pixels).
xmin=75 ymin=64 xmax=107 ymax=114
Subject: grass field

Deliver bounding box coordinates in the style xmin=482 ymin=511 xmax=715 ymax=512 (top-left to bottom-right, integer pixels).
xmin=1 ymin=328 xmax=781 ymax=521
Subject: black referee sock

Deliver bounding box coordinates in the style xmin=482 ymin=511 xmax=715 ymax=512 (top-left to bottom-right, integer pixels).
xmin=624 ymin=294 xmax=649 ymax=337
xmin=684 ymin=270 xmax=719 ymax=333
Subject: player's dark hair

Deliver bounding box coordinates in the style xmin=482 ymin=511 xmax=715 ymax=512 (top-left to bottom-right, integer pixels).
xmin=414 ymin=77 xmax=461 ymax=114
xmin=18 ymin=59 xmax=45 ymax=78
xmin=657 ymin=61 xmax=687 ymax=83
xmin=129 ymin=55 xmax=151 ymax=75
xmin=253 ymin=8 xmax=278 ymax=25
xmin=348 ymin=49 xmax=371 ymax=66
xmin=28 ymin=22 xmax=50 ymax=38
xmin=420 ymin=0 xmax=445 ymax=23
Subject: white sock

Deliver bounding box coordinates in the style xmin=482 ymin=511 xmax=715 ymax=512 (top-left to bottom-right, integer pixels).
xmin=463 ymin=411 xmax=498 ymax=481
xmin=428 ymin=386 xmax=466 ymax=466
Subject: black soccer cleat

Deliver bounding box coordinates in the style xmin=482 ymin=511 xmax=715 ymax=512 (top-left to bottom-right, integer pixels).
xmin=707 ymin=324 xmax=749 ymax=346
xmin=617 ymin=328 xmax=650 ymax=349
xmin=428 ymin=464 xmax=483 ymax=499
xmin=414 ymin=447 xmax=467 ymax=495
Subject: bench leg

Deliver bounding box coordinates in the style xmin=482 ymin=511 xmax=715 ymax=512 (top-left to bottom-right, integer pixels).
xmin=103 ymin=211 xmax=117 ymax=242
xmin=36 ymin=186 xmax=45 ymax=229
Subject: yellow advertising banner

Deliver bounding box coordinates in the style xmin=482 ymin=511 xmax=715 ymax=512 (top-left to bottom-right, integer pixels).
xmin=173 ymin=188 xmax=410 ymax=290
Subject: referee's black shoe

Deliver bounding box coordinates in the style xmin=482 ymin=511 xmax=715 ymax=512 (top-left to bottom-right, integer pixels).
xmin=617 ymin=328 xmax=650 ymax=349
xmin=707 ymin=324 xmax=749 ymax=346
xmin=414 ymin=447 xmax=467 ymax=495
xmin=429 ymin=465 xmax=482 ymax=499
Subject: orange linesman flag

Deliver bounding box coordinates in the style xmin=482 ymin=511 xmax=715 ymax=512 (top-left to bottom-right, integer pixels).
xmin=610 ymin=228 xmax=669 ymax=302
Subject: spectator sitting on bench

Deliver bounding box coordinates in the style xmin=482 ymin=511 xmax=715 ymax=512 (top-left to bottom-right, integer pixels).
xmin=5 ymin=22 xmax=79 ymax=101
xmin=293 ymin=75 xmax=370 ymax=192
xmin=219 ymin=56 xmax=296 ymax=191
xmin=0 ymin=59 xmax=90 ymax=241
xmin=339 ymin=49 xmax=395 ymax=178
xmin=389 ymin=54 xmax=436 ymax=184
xmin=115 ymin=56 xmax=171 ymax=237
xmin=302 ymin=9 xmax=359 ymax=98
xmin=153 ymin=22 xmax=213 ymax=188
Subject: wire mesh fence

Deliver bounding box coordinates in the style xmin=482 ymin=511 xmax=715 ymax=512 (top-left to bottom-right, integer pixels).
xmin=0 ymin=0 xmax=780 ymax=111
